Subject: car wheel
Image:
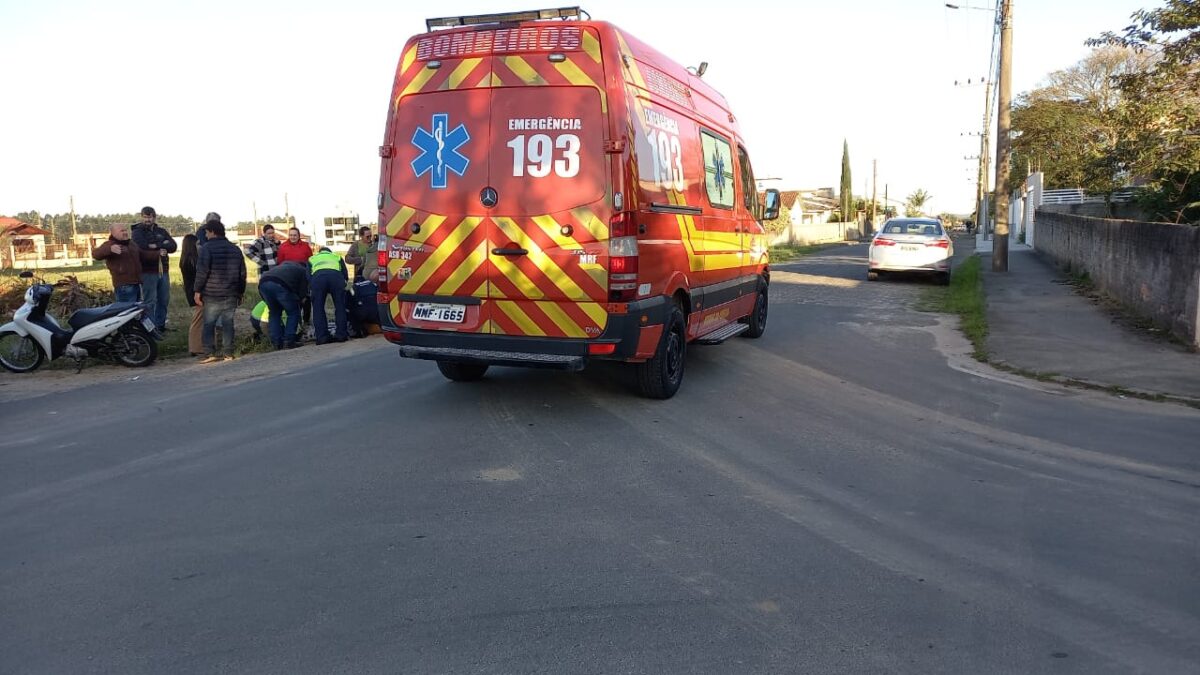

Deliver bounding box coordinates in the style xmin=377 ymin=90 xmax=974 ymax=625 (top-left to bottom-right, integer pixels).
xmin=937 ymin=271 xmax=951 ymax=286
xmin=636 ymin=304 xmax=686 ymax=399
xmin=437 ymin=360 xmax=489 ymax=382
xmin=740 ymin=280 xmax=768 ymax=339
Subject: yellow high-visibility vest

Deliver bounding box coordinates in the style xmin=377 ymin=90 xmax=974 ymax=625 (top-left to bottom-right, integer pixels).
xmin=309 ymin=251 xmax=342 ymax=274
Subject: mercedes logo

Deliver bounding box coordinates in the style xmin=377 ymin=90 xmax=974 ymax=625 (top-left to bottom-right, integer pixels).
xmin=480 ymin=187 xmax=498 ymax=208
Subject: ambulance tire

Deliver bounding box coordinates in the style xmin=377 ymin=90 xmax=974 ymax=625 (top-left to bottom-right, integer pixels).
xmin=740 ymin=279 xmax=768 ymax=339
xmin=636 ymin=305 xmax=686 ymax=399
xmin=437 ymin=360 xmax=489 ymax=382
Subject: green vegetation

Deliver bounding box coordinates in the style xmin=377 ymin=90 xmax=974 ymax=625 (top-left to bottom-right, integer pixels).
xmin=1011 ymin=3 xmax=1199 ymax=223
xmin=762 ymin=202 xmax=793 ymax=234
xmin=769 ymin=243 xmax=827 ymax=262
xmin=904 ymin=189 xmax=932 ymax=218
xmin=922 ymin=255 xmax=987 ymax=359
xmin=7 ymin=211 xmax=296 ymax=243
xmin=839 ymin=140 xmax=853 ymax=223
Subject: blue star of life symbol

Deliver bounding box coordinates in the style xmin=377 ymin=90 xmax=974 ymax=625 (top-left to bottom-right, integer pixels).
xmin=712 ymin=149 xmax=726 ymax=197
xmin=411 ymin=113 xmax=470 ymax=189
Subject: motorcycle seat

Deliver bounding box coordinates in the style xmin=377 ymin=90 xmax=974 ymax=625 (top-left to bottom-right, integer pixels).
xmin=68 ymin=302 xmax=140 ymax=330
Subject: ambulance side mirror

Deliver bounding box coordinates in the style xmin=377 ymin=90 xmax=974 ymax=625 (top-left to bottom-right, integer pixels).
xmin=763 ymin=189 xmax=781 ymax=221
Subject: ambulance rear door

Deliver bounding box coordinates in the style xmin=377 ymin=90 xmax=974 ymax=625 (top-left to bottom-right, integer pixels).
xmin=484 ymin=35 xmax=612 ymax=340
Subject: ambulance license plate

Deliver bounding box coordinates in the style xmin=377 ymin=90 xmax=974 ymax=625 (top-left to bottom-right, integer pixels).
xmin=412 ymin=303 xmax=466 ymax=323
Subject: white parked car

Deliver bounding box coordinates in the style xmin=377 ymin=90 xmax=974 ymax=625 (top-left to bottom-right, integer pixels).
xmin=868 ymin=218 xmax=954 ymax=284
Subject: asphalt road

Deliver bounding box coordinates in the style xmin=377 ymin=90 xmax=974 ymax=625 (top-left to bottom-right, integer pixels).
xmin=2 ymin=242 xmax=1198 ymax=674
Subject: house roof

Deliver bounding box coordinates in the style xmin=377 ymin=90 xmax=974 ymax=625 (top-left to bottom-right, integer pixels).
xmin=0 ymin=217 xmax=50 ymax=237
xmin=761 ymin=189 xmax=840 ymax=213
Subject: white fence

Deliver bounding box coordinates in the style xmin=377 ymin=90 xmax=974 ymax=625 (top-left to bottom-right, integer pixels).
xmin=1001 ymin=177 xmax=1142 ymax=250
xmin=1041 ymin=188 xmax=1138 ymax=205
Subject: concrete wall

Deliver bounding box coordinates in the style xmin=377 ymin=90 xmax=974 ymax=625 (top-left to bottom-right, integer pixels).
xmin=770 ymin=219 xmax=853 ymax=246
xmin=1039 ymin=201 xmax=1147 ymax=221
xmin=1034 ymin=210 xmax=1200 ymax=347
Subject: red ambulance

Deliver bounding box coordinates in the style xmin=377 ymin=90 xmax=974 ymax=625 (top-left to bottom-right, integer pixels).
xmin=375 ymin=7 xmax=781 ymax=398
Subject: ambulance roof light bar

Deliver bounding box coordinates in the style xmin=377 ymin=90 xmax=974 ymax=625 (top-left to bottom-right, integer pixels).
xmin=426 ymin=7 xmax=588 ymax=31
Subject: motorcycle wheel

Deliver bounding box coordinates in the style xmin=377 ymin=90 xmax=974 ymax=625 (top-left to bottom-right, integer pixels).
xmin=0 ymin=330 xmax=45 ymax=373
xmin=113 ymin=325 xmax=157 ymax=367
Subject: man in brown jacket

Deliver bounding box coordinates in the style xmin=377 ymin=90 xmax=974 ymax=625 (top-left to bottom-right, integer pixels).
xmin=93 ymin=223 xmax=157 ymax=303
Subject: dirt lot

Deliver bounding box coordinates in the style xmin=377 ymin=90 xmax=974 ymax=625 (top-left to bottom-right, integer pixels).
xmin=0 ymin=334 xmax=387 ymax=404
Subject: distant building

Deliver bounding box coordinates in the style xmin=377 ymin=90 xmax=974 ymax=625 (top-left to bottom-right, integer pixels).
xmin=760 ymin=188 xmax=840 ymax=225
xmin=323 ymin=215 xmax=360 ymax=249
xmin=1 ymin=217 xmax=51 ymax=269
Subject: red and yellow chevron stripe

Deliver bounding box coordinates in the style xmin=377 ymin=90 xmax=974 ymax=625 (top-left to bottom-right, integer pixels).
xmin=394 ymin=28 xmax=607 ymax=109
xmin=386 ymin=205 xmax=610 ymax=339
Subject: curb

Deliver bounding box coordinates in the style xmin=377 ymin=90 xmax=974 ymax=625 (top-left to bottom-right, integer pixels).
xmin=988 ymin=358 xmax=1200 ymax=410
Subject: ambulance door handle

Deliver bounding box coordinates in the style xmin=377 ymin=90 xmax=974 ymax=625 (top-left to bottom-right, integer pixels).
xmin=492 ymin=247 xmax=528 ymax=256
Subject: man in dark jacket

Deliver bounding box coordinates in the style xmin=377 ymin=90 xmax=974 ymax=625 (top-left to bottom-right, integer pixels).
xmin=93 ymin=223 xmax=158 ymax=303
xmin=194 ymin=218 xmax=247 ymax=363
xmin=257 ymin=261 xmax=309 ymax=349
xmin=130 ymin=206 xmax=178 ymax=337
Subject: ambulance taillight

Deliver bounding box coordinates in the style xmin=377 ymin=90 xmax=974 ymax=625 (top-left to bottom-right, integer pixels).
xmin=608 ymin=212 xmax=639 ymax=302
xmin=376 ymin=251 xmax=389 ymax=285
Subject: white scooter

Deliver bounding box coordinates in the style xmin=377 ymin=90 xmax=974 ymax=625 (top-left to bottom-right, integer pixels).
xmin=0 ymin=271 xmax=158 ymax=373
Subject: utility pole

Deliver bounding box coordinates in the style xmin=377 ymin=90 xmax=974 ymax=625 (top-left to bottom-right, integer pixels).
xmin=870 ymin=159 xmax=878 ymax=236
xmin=252 ymin=201 xmax=260 ymax=235
xmin=69 ymin=195 xmax=77 ymax=241
xmin=976 ymin=80 xmax=992 ymax=237
xmin=992 ymin=0 xmax=1013 ymax=272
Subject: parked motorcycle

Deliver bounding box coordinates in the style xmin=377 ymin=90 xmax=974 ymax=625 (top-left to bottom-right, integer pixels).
xmin=0 ymin=271 xmax=158 ymax=373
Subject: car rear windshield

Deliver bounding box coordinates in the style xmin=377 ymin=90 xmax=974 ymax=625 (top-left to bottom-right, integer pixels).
xmin=883 ymin=221 xmax=943 ymax=236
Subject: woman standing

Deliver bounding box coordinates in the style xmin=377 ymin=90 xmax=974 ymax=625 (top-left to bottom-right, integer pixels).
xmin=179 ymin=234 xmax=204 ymax=356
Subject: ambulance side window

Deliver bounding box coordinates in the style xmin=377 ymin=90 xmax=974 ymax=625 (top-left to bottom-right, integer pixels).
xmin=700 ymin=130 xmax=735 ymax=210
xmin=737 ymin=145 xmax=760 ymax=220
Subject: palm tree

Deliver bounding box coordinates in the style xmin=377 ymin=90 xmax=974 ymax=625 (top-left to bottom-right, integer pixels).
xmin=905 ymin=189 xmax=932 ymax=217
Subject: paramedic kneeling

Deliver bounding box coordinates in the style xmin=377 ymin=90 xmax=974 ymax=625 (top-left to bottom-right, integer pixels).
xmin=257 ymin=260 xmax=309 ymax=350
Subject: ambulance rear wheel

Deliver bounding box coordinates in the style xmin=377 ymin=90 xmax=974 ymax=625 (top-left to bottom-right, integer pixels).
xmin=437 ymin=360 xmax=489 ymax=382
xmin=636 ymin=306 xmax=686 ymax=399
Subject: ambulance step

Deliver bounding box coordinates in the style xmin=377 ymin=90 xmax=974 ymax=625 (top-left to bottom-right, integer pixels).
xmin=694 ymin=322 xmax=749 ymax=345
xmin=399 ymin=346 xmax=585 ymax=371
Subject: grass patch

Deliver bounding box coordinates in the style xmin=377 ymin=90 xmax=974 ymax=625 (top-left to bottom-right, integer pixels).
xmin=769 ymin=243 xmax=830 ymax=262
xmin=922 ymin=254 xmax=988 ymax=360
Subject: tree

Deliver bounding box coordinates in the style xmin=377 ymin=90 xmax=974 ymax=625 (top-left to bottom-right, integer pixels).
xmin=1041 ymin=45 xmax=1154 ymax=112
xmin=1091 ymin=0 xmax=1200 ymax=223
xmin=905 ymin=189 xmax=932 ymax=217
xmin=1008 ymin=46 xmax=1151 ymax=196
xmin=839 ymin=140 xmax=853 ymax=222
xmin=762 ymin=203 xmax=792 ymax=234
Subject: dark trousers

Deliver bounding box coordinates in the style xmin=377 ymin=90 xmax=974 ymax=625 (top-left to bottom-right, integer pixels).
xmin=201 ymin=296 xmax=237 ymax=356
xmin=259 ymin=281 xmax=301 ymax=347
xmin=311 ymin=271 xmax=347 ymax=341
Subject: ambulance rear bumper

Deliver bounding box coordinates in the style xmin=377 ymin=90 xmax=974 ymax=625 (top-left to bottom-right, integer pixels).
xmin=384 ymin=296 xmax=671 ymax=369
xmin=398 ymin=345 xmax=586 ymax=371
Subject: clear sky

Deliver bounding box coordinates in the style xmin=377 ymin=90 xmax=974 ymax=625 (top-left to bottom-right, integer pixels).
xmin=0 ymin=0 xmax=1147 ymax=230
